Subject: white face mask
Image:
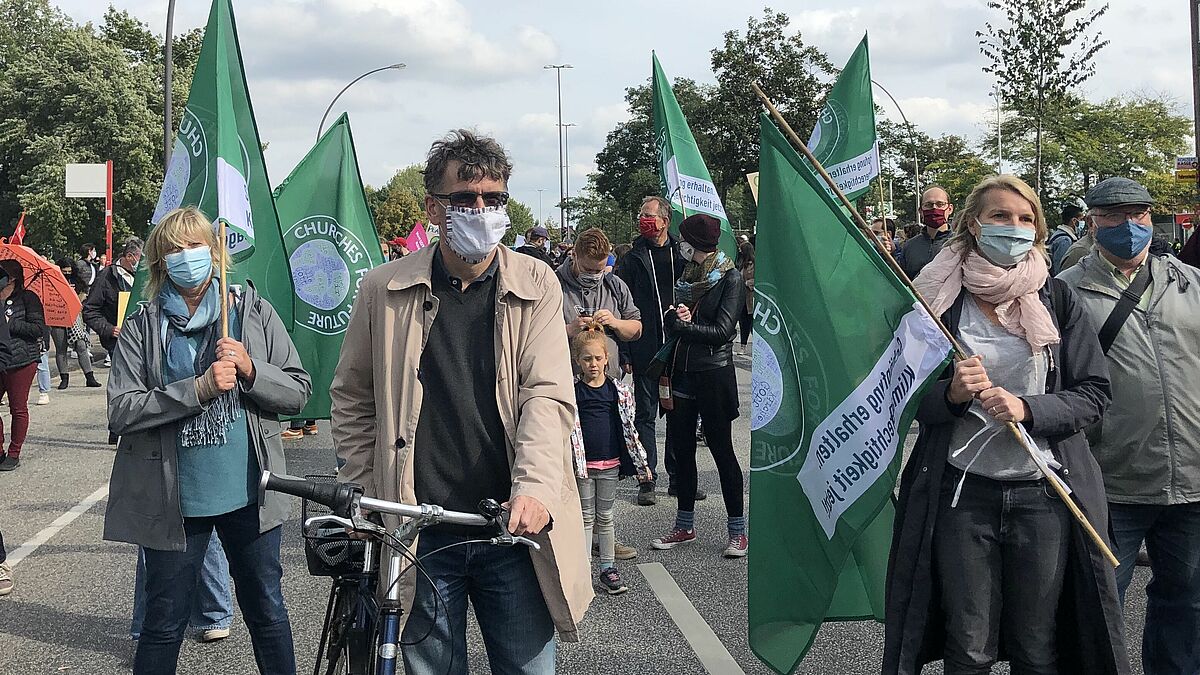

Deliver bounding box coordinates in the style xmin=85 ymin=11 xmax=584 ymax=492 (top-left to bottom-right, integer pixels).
xmin=679 ymin=242 xmax=696 ymax=261
xmin=444 ymin=206 xmax=510 ymax=264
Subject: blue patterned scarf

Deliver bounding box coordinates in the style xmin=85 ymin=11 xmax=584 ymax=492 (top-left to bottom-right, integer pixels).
xmin=160 ymin=282 xmax=242 ymax=447
xmin=674 ymin=250 xmax=734 ymax=306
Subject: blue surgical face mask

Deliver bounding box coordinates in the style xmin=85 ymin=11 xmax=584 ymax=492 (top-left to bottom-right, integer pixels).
xmin=975 ymin=220 xmax=1036 ymax=268
xmin=1095 ymin=219 xmax=1153 ymax=260
xmin=165 ymin=246 xmax=213 ymax=289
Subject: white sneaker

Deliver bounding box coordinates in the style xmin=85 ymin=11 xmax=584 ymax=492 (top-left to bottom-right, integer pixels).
xmin=103 ymin=356 xmax=112 ymax=367
xmin=36 ymin=393 xmax=49 ymax=405
xmin=201 ymin=627 xmax=231 ymax=642
xmin=0 ymin=561 xmax=12 ymax=596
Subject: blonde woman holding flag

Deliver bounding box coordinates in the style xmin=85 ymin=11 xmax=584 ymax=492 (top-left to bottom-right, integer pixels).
xmin=104 ymin=206 xmax=310 ymax=675
xmin=884 ymin=175 xmax=1128 ymax=675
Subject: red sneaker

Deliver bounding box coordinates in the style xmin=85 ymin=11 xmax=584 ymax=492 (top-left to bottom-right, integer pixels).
xmin=723 ymin=534 xmax=748 ymax=558
xmin=651 ymin=528 xmax=696 ymax=550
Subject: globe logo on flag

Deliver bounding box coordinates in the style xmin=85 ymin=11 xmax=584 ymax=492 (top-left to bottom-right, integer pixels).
xmin=285 ymin=215 xmax=373 ymax=336
xmin=807 ymin=99 xmax=849 ymax=165
xmin=152 ymin=109 xmax=208 ymax=224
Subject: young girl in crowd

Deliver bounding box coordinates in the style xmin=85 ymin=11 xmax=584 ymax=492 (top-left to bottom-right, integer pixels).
xmin=570 ymin=324 xmax=651 ymax=595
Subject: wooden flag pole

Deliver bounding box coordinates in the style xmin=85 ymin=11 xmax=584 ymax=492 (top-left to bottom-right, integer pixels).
xmin=218 ymin=219 xmax=229 ymax=339
xmin=752 ymin=81 xmax=1119 ymax=567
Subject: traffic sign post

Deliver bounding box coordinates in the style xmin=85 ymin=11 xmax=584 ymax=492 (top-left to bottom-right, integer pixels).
xmin=65 ymin=161 xmax=114 ymax=261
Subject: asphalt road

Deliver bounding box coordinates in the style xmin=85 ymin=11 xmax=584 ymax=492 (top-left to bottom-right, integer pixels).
xmin=0 ymin=355 xmax=1152 ymax=674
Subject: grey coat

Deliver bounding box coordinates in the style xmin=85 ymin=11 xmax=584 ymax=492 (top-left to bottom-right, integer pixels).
xmin=103 ymin=284 xmax=311 ymax=551
xmin=1057 ymin=252 xmax=1200 ymax=504
xmin=885 ymin=278 xmax=1129 ymax=675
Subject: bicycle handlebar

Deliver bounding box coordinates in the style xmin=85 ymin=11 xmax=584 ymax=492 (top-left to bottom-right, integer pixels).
xmin=261 ymin=471 xmax=497 ymax=531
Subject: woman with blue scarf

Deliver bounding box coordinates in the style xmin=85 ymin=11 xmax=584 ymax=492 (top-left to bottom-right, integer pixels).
xmin=103 ymin=207 xmax=311 ymax=674
xmin=649 ymin=214 xmax=748 ymax=559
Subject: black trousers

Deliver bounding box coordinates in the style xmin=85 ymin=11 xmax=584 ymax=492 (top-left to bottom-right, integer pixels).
xmin=667 ymin=366 xmax=744 ymax=517
xmin=632 ymin=367 xmax=673 ymax=487
xmin=738 ymin=307 xmax=752 ymax=346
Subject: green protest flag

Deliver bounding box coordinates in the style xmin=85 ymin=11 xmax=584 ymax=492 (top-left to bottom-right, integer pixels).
xmin=274 ymin=114 xmax=383 ymax=420
xmin=650 ymin=52 xmax=736 ymax=257
xmin=807 ymin=33 xmax=879 ymax=201
xmin=748 ymin=112 xmax=951 ymax=674
xmin=133 ymin=0 xmax=293 ymax=328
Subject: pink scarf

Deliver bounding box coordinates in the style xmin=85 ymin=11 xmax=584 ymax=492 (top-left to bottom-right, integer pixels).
xmin=913 ymin=244 xmax=1059 ymax=352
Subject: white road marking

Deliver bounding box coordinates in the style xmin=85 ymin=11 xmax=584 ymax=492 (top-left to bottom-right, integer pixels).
xmin=637 ymin=561 xmax=746 ymax=675
xmin=8 ymin=483 xmax=109 ymax=568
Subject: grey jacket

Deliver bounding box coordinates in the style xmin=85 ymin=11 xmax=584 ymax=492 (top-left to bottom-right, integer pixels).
xmin=555 ymin=260 xmax=641 ymax=380
xmin=103 ymin=284 xmax=311 ymax=550
xmin=1058 ymin=252 xmax=1200 ymax=504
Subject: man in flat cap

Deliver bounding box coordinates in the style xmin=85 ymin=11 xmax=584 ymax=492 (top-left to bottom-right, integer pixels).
xmin=1057 ymin=176 xmax=1200 ymax=675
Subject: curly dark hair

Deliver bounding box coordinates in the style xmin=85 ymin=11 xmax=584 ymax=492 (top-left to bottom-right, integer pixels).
xmin=423 ymin=129 xmax=512 ymax=193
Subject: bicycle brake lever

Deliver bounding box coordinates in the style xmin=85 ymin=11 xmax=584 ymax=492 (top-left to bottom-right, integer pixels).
xmin=489 ymin=533 xmax=541 ymax=551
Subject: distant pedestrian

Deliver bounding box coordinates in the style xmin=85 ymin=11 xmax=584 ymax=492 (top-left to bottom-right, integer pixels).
xmin=72 ymin=243 xmax=100 ymax=298
xmin=0 ymin=259 xmax=47 ymax=472
xmin=1048 ymin=197 xmax=1086 ymax=275
xmin=51 ymin=314 xmax=99 ymax=389
xmin=83 ymin=236 xmax=142 ymax=360
xmin=516 ymin=225 xmax=555 ymax=266
xmin=734 ymin=233 xmax=755 ymax=354
xmin=899 ymin=186 xmax=954 ymax=279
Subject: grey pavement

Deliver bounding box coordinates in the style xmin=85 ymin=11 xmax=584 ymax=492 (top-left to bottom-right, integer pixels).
xmin=0 ymin=354 xmax=1152 ymax=674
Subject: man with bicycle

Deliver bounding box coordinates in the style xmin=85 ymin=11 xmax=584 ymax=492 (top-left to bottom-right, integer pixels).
xmin=330 ymin=129 xmax=591 ymax=674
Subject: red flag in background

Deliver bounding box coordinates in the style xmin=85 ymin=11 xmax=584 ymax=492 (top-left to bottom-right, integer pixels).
xmin=10 ymin=211 xmax=25 ymax=245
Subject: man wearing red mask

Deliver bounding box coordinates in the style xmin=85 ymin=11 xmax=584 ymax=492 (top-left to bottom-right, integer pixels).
xmin=900 ymin=186 xmax=954 ymax=279
xmin=614 ymin=195 xmax=698 ymax=506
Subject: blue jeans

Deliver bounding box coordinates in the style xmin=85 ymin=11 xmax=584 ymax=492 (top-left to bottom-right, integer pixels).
xmin=134 ymin=504 xmax=295 ymax=675
xmin=36 ymin=352 xmax=49 ymax=393
xmin=632 ymin=367 xmax=674 ymax=487
xmin=131 ymin=530 xmax=233 ymax=639
xmin=401 ymin=528 xmax=555 ymax=675
xmin=1111 ymin=502 xmax=1200 ymax=675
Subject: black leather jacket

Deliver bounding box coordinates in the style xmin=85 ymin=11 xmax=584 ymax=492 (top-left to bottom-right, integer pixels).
xmin=4 ymin=290 xmax=45 ymax=370
xmin=665 ymin=267 xmax=742 ymax=373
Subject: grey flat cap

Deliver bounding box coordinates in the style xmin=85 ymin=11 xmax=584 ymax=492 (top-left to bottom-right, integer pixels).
xmin=1084 ymin=177 xmax=1153 ymax=209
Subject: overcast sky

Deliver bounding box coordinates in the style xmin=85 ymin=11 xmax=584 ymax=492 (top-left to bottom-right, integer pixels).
xmin=53 ymin=0 xmax=1193 ymax=218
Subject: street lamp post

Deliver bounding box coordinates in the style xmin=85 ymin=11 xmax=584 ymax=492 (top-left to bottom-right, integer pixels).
xmin=537 ymin=188 xmax=545 ymax=225
xmin=871 ymin=79 xmax=921 ymax=223
xmin=560 ymin=122 xmax=577 ymax=238
xmin=317 ymin=64 xmax=406 ymax=141
xmin=991 ymin=85 xmax=1003 ymax=173
xmin=163 ymin=0 xmax=178 ymax=170
xmin=545 ymin=64 xmax=573 ymax=238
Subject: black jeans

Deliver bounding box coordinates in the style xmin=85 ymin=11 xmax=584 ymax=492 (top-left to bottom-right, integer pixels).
xmin=0 ymin=529 xmax=5 ymax=563
xmin=933 ymin=467 xmax=1070 ymax=675
xmin=632 ymin=367 xmax=673 ymax=487
xmin=666 ymin=367 xmax=744 ymax=517
xmin=738 ymin=307 xmax=752 ymax=346
xmin=135 ymin=504 xmax=295 ymax=675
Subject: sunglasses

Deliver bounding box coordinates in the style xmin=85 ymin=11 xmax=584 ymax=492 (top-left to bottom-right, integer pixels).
xmin=430 ymin=191 xmax=510 ymax=208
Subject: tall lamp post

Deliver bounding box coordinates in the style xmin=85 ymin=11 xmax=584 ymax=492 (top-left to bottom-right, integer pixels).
xmin=560 ymin=122 xmax=577 ymax=238
xmin=536 ymin=188 xmax=545 ymax=225
xmin=545 ymin=64 xmax=573 ymax=238
xmin=990 ymin=85 xmax=1003 ymax=173
xmin=318 ymin=64 xmax=406 ymax=140
xmin=871 ymin=79 xmax=921 ymax=223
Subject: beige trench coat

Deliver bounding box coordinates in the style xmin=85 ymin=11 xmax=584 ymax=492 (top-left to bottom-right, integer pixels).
xmin=330 ymin=244 xmax=592 ymax=640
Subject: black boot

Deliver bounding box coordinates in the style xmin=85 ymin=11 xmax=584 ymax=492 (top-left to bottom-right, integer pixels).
xmin=57 ymin=374 xmax=69 ymax=390
xmin=85 ymin=372 xmax=101 ymax=388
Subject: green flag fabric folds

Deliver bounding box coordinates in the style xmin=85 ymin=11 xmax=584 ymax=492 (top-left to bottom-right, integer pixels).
xmin=141 ymin=0 xmax=293 ymax=327
xmin=807 ymin=34 xmax=879 ymax=201
xmin=274 ymin=114 xmax=383 ymax=420
xmin=650 ymin=52 xmax=736 ymax=257
xmin=748 ymin=113 xmax=951 ymax=674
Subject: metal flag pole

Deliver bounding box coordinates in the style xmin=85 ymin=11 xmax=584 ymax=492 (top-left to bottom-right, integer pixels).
xmin=751 ymin=81 xmax=1119 ymax=567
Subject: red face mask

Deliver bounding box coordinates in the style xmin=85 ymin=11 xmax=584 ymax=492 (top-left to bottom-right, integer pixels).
xmin=638 ymin=216 xmax=661 ymax=237
xmin=920 ymin=207 xmax=948 ymax=228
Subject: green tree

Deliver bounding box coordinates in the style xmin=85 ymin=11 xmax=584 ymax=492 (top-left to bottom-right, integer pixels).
xmin=364 ymin=164 xmax=432 ymax=240
xmin=875 ymin=121 xmax=992 ymax=223
xmin=562 ymin=183 xmax=633 ymax=246
xmin=977 ymin=0 xmax=1109 ymax=194
xmin=707 ymin=7 xmax=834 ymax=210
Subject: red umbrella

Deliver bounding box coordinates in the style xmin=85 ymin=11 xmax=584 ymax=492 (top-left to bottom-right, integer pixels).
xmin=0 ymin=243 xmax=82 ymax=327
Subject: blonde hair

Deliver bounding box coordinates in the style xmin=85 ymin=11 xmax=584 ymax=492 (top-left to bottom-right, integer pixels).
xmin=144 ymin=207 xmax=229 ymax=298
xmin=570 ymin=323 xmax=608 ymax=362
xmin=947 ymin=174 xmax=1049 ymax=260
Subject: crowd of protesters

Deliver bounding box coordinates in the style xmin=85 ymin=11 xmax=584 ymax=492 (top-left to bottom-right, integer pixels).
xmin=1 ymin=124 xmax=1196 ymax=675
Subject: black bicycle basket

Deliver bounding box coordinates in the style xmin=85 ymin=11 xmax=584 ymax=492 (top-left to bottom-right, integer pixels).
xmin=301 ymin=473 xmax=367 ymax=577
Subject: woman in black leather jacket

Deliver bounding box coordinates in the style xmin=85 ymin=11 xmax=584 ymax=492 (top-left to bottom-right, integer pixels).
xmin=0 ymin=259 xmax=46 ymax=471
xmin=649 ymin=214 xmax=748 ymax=558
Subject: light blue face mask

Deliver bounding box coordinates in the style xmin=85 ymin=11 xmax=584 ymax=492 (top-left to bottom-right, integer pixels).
xmin=165 ymin=245 xmax=213 ymax=289
xmin=975 ymin=220 xmax=1036 ymax=268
